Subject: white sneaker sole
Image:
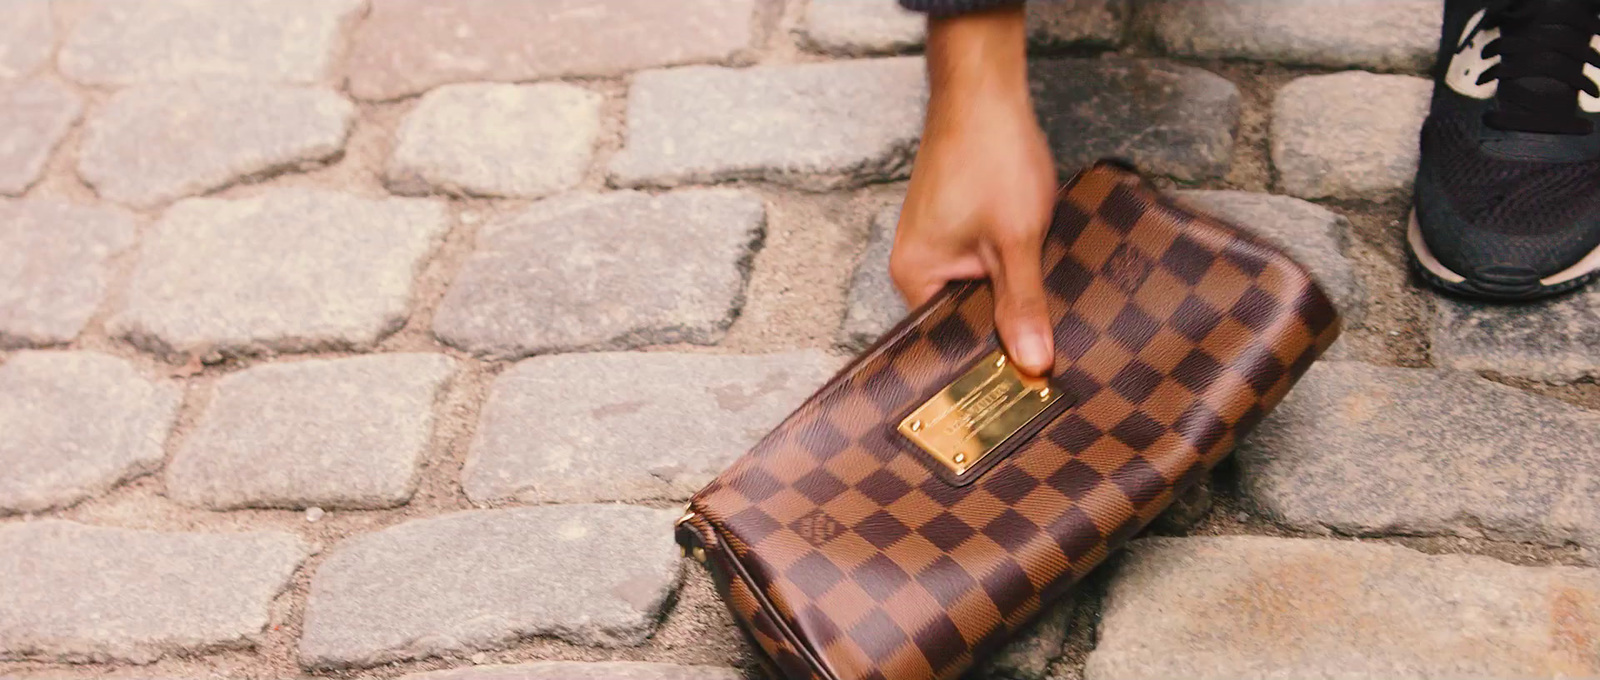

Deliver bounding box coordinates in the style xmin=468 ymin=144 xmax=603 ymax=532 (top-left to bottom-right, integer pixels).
xmin=1407 ymin=210 xmax=1600 ymax=288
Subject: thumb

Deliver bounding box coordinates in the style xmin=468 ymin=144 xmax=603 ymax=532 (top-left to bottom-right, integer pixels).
xmin=984 ymin=234 xmax=1054 ymax=376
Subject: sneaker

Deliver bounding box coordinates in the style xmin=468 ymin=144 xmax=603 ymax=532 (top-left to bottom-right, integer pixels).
xmin=1411 ymin=0 xmax=1600 ymax=300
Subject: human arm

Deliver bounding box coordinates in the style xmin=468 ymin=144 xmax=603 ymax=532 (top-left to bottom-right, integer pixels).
xmin=889 ymin=4 xmax=1059 ymax=375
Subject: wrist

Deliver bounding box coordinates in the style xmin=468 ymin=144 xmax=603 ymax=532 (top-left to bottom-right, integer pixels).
xmin=926 ymin=5 xmax=1030 ymax=99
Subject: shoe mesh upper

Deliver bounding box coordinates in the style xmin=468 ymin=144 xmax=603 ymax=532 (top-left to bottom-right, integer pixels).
xmin=1421 ymin=113 xmax=1600 ymax=239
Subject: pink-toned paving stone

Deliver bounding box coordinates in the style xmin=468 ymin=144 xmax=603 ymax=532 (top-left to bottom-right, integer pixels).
xmin=0 ymin=351 xmax=179 ymax=515
xmin=387 ymin=83 xmax=603 ymax=199
xmin=77 ymin=83 xmax=355 ymax=208
xmin=0 ymin=520 xmax=306 ymax=663
xmin=1088 ymin=535 xmax=1600 ymax=679
xmin=0 ymin=0 xmax=53 ymax=79
xmin=58 ymin=0 xmax=364 ymax=86
xmin=109 ymin=190 xmax=449 ymax=358
xmin=166 ymin=354 xmax=457 ymax=511
xmin=608 ymin=58 xmax=927 ymax=190
xmin=0 ymin=79 xmax=83 ymax=197
xmin=344 ymin=0 xmax=759 ymax=101
xmin=0 ymin=201 xmax=137 ymax=347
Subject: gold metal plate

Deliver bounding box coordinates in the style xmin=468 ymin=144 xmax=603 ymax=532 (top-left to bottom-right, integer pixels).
xmin=898 ymin=350 xmax=1063 ymax=477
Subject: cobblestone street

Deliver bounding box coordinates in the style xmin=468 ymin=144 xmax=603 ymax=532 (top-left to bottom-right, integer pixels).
xmin=3 ymin=1 xmax=1600 ymax=679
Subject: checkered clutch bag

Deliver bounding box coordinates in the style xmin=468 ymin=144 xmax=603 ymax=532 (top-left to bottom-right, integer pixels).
xmin=675 ymin=161 xmax=1341 ymax=680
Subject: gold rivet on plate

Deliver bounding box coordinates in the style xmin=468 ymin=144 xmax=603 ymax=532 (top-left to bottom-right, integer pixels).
xmin=996 ymin=356 xmax=1007 ymax=368
xmin=1039 ymin=387 xmax=1051 ymax=398
xmin=953 ymin=453 xmax=966 ymax=464
xmin=910 ymin=420 xmax=923 ymax=432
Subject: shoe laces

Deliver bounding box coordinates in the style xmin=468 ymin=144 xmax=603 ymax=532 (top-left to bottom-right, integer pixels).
xmin=1464 ymin=0 xmax=1600 ymax=134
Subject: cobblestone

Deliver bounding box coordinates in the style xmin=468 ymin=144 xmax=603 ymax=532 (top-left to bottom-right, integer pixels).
xmin=433 ymin=189 xmax=764 ymax=358
xmin=344 ymin=0 xmax=758 ymax=101
xmin=387 ymin=83 xmax=603 ymax=199
xmin=0 ymin=520 xmax=306 ymax=663
xmin=0 ymin=79 xmax=83 ymax=196
xmin=800 ymin=0 xmax=1126 ymax=55
xmin=1433 ymin=286 xmax=1600 ymax=382
xmin=77 ymin=83 xmax=355 ymax=208
xmin=1028 ymin=0 xmax=1128 ymax=49
xmin=1031 ymin=58 xmax=1239 ymax=181
xmin=608 ymin=58 xmax=927 ymax=190
xmin=1238 ymin=362 xmax=1600 ymax=547
xmin=0 ymin=201 xmax=137 ymax=347
xmin=464 ymin=350 xmax=836 ymax=504
xmin=0 ymin=0 xmax=52 ymax=79
xmin=798 ymin=0 xmax=924 ymax=55
xmin=7 ymin=3 xmax=1597 ymax=679
xmin=0 ymin=352 xmax=180 ymax=515
xmin=1271 ymin=71 xmax=1433 ymax=200
xmin=399 ymin=662 xmax=742 ymax=680
xmin=110 ymin=190 xmax=449 ymax=358
xmin=299 ymin=505 xmax=681 ymax=668
xmin=1140 ymin=0 xmax=1442 ymax=71
xmin=1087 ymin=535 xmax=1600 ymax=680
xmin=840 ymin=204 xmax=906 ymax=349
xmin=58 ymin=0 xmax=364 ymax=86
xmin=166 ymin=354 xmax=457 ymax=510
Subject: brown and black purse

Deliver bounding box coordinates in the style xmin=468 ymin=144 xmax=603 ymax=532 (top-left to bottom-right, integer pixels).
xmin=675 ymin=160 xmax=1341 ymax=680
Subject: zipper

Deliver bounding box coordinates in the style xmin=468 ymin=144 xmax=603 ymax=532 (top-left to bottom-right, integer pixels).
xmin=674 ymin=505 xmax=709 ymax=565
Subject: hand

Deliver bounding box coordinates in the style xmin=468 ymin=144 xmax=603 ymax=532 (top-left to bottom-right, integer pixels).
xmin=890 ymin=6 xmax=1058 ymax=376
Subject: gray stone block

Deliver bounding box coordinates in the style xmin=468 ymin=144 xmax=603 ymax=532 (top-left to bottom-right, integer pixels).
xmin=1433 ymin=285 xmax=1600 ymax=382
xmin=298 ymin=505 xmax=682 ymax=668
xmin=0 ymin=79 xmax=83 ymax=196
xmin=839 ymin=204 xmax=907 ymax=350
xmin=77 ymin=83 xmax=355 ymax=208
xmin=1031 ymin=58 xmax=1240 ymax=181
xmin=1238 ymin=362 xmax=1600 ymax=547
xmin=399 ymin=662 xmax=742 ymax=680
xmin=799 ymin=0 xmax=1128 ymax=55
xmin=58 ymin=0 xmax=364 ymax=86
xmin=166 ymin=354 xmax=457 ymax=510
xmin=0 ymin=352 xmax=180 ymax=514
xmin=433 ymin=189 xmax=764 ymax=358
xmin=1087 ymin=535 xmax=1600 ymax=680
xmin=344 ymin=0 xmax=758 ymax=101
xmin=0 ymin=520 xmax=307 ymax=663
xmin=388 ymin=83 xmax=603 ymax=199
xmin=608 ymin=58 xmax=928 ymax=190
xmin=0 ymin=0 xmax=53 ymax=79
xmin=110 ymin=190 xmax=450 ymax=358
xmin=1027 ymin=0 xmax=1128 ymax=49
xmin=799 ymin=0 xmax=924 ymax=55
xmin=0 ymin=201 xmax=137 ymax=346
xmin=1141 ymin=0 xmax=1442 ymax=71
xmin=1271 ymin=71 xmax=1432 ymax=200
xmin=464 ymin=350 xmax=838 ymax=504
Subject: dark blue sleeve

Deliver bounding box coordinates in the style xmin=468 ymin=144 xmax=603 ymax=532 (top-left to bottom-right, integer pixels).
xmin=898 ymin=0 xmax=1025 ymax=16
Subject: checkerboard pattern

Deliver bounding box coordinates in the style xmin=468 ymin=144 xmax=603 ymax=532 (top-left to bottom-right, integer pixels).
xmin=680 ymin=162 xmax=1341 ymax=680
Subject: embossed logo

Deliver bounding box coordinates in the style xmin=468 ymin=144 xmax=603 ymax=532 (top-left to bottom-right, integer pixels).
xmin=790 ymin=509 xmax=844 ymax=547
xmin=1101 ymin=243 xmax=1155 ymax=294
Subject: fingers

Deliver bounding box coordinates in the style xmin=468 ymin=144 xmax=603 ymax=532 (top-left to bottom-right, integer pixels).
xmin=889 ymin=247 xmax=949 ymax=308
xmin=890 ymin=218 xmax=988 ymax=307
xmin=984 ymin=225 xmax=1054 ymax=376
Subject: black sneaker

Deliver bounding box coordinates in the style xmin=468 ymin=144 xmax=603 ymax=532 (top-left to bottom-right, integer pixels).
xmin=1411 ymin=0 xmax=1600 ymax=300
